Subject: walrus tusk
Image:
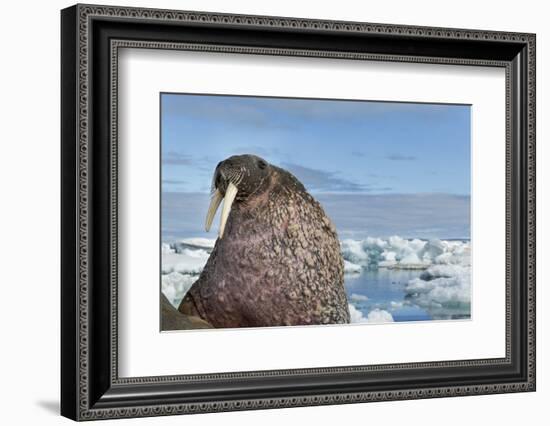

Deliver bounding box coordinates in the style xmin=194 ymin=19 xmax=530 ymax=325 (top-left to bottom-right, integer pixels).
xmin=219 ymin=182 xmax=238 ymax=239
xmin=205 ymin=189 xmax=223 ymax=232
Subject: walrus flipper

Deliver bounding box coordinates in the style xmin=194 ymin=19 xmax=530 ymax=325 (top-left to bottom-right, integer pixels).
xmin=161 ymin=293 xmax=212 ymax=330
xmin=178 ymin=279 xmax=205 ymax=319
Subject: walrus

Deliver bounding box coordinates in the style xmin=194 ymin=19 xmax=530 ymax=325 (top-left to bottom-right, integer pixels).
xmin=178 ymin=154 xmax=350 ymax=328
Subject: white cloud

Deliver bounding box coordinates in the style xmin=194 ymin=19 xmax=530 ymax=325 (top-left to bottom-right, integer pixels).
xmin=282 ymin=162 xmax=367 ymax=193
xmin=318 ymin=193 xmax=470 ymax=240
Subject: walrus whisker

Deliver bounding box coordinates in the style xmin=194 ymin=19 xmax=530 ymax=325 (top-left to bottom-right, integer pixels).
xmin=219 ymin=182 xmax=238 ymax=239
xmin=227 ymin=170 xmax=242 ymax=185
xmin=205 ymin=189 xmax=223 ymax=232
xmin=233 ymin=170 xmax=244 ymax=186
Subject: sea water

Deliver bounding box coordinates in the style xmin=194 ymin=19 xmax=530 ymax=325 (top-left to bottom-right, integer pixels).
xmin=345 ymin=269 xmax=431 ymax=322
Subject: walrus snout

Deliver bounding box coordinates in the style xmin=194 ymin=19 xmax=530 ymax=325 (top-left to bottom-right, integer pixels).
xmin=213 ymin=161 xmax=236 ymax=195
xmin=205 ymin=154 xmax=271 ymax=239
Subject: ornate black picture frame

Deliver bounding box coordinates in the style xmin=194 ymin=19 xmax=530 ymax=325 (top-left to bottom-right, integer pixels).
xmin=61 ymin=3 xmax=536 ymax=421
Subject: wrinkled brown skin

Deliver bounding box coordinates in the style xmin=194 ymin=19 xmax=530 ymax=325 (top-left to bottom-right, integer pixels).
xmin=178 ymin=164 xmax=350 ymax=328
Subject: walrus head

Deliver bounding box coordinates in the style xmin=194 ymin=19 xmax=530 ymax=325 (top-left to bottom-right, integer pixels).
xmin=206 ymin=154 xmax=271 ymax=238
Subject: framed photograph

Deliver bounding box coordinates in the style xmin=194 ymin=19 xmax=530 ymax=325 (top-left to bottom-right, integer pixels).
xmin=61 ymin=4 xmax=536 ymax=421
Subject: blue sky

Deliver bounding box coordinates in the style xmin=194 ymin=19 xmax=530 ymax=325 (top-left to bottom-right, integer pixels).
xmin=161 ymin=93 xmax=471 ymax=239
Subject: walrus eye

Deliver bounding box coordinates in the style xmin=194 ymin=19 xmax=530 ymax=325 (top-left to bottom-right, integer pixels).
xmin=258 ymin=160 xmax=267 ymax=170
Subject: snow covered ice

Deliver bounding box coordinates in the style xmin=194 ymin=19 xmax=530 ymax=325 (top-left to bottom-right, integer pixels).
xmin=340 ymin=236 xmax=470 ymax=270
xmin=349 ymin=304 xmax=394 ymax=324
xmin=404 ymin=264 xmax=471 ymax=319
xmin=161 ymin=235 xmax=471 ymax=322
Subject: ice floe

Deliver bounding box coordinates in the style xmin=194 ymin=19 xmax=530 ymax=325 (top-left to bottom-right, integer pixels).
xmin=344 ymin=260 xmax=362 ymax=274
xmin=348 ymin=304 xmax=366 ymax=323
xmin=161 ymin=236 xmax=471 ymax=323
xmin=349 ymin=304 xmax=394 ymax=324
xmin=366 ymin=308 xmax=395 ymax=323
xmin=177 ymin=238 xmax=216 ymax=250
xmin=341 ymin=236 xmax=470 ymax=271
xmin=350 ymin=293 xmax=369 ymax=302
xmin=161 ymin=272 xmax=196 ymax=308
xmin=404 ymin=264 xmax=471 ymax=319
xmin=161 ymin=249 xmax=210 ymax=275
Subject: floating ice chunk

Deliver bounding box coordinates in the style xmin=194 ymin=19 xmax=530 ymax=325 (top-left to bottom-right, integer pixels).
xmin=348 ymin=304 xmax=367 ymax=323
xmin=378 ymin=251 xmax=398 ymax=267
xmin=340 ymin=238 xmax=385 ymax=269
xmin=366 ymin=309 xmax=394 ymax=323
xmin=344 ymin=260 xmax=362 ymax=274
xmin=378 ymin=260 xmax=398 ymax=268
xmin=349 ymin=305 xmax=394 ymax=324
xmin=434 ymin=252 xmax=454 ymax=264
xmin=341 ymin=236 xmax=470 ymax=270
xmin=181 ymin=248 xmax=209 ymax=258
xmin=168 ymin=238 xmax=216 ymax=254
xmin=350 ymin=293 xmax=369 ymax=302
xmin=161 ymin=243 xmax=175 ymax=254
xmin=405 ymin=264 xmax=471 ymax=319
xmin=390 ymin=301 xmax=404 ymax=309
xmin=421 ymin=239 xmax=445 ymax=260
xmin=399 ymin=253 xmax=423 ymax=266
xmin=162 ymin=250 xmax=209 ymax=275
xmin=161 ymin=272 xmax=196 ymax=308
xmin=178 ymin=237 xmax=216 ymax=249
xmin=341 ymin=239 xmax=371 ymax=264
xmin=439 ymin=240 xmax=471 ymax=266
xmin=418 ymin=264 xmax=468 ymax=282
xmin=383 ymin=251 xmax=397 ymax=262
